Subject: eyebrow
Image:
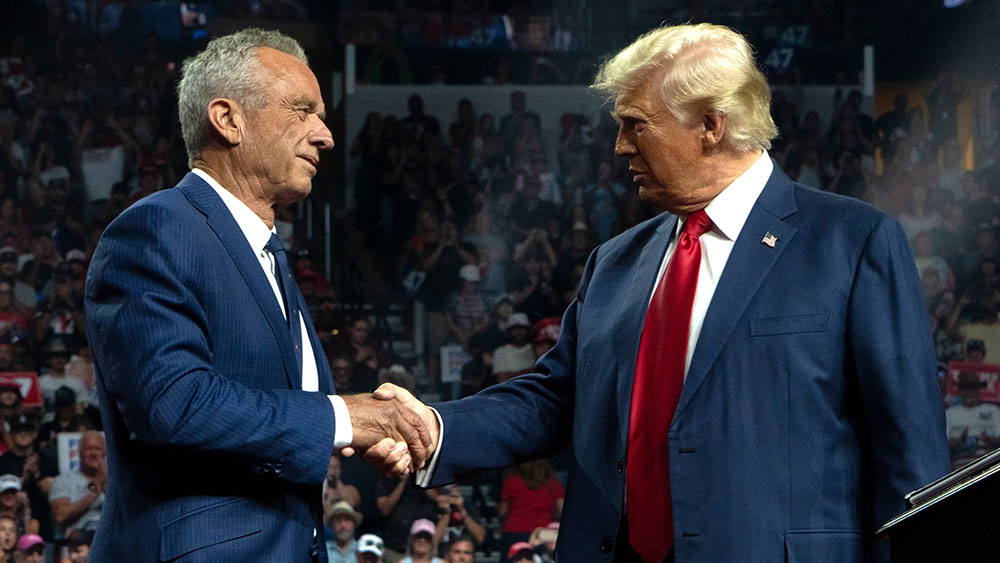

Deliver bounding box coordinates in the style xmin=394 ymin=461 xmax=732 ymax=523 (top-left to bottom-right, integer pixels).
xmin=290 ymin=96 xmax=326 ymax=120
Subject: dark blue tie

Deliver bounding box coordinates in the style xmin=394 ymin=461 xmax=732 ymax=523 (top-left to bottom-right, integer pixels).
xmin=265 ymin=233 xmax=303 ymax=379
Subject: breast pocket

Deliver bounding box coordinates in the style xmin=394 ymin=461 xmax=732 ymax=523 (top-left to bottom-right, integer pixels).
xmin=750 ymin=313 xmax=829 ymax=337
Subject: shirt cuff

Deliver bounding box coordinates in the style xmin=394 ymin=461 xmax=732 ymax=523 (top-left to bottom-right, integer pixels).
xmin=415 ymin=406 xmax=444 ymax=488
xmin=329 ymin=394 xmax=353 ymax=449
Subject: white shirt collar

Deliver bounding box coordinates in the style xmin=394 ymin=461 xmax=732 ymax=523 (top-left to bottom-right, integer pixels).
xmin=192 ymin=168 xmax=275 ymax=252
xmin=696 ymin=150 xmax=773 ymax=241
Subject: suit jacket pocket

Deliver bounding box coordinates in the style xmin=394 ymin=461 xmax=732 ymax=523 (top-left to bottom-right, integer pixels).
xmin=160 ymin=498 xmax=264 ymax=561
xmin=750 ymin=313 xmax=828 ymax=336
xmin=784 ymin=530 xmax=863 ymax=563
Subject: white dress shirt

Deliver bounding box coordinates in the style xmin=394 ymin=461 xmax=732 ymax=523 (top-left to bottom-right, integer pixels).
xmin=652 ymin=151 xmax=773 ymax=378
xmin=193 ymin=169 xmax=352 ymax=448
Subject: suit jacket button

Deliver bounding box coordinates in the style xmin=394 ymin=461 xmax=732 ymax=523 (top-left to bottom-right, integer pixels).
xmin=273 ymin=462 xmax=283 ymax=474
xmin=262 ymin=462 xmax=274 ymax=473
xmin=600 ymin=538 xmax=613 ymax=554
xmin=617 ymin=459 xmax=624 ymax=472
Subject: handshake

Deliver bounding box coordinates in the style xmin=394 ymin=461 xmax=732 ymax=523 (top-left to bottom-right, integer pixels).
xmin=340 ymin=384 xmax=439 ymax=477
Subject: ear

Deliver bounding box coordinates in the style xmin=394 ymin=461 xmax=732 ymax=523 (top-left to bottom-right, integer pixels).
xmin=702 ymin=110 xmax=727 ymax=151
xmin=206 ymin=98 xmax=244 ymax=147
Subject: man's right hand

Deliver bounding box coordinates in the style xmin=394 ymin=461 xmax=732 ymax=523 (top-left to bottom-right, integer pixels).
xmin=341 ymin=392 xmax=433 ymax=477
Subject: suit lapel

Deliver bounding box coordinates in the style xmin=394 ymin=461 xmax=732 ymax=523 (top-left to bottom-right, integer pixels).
xmin=177 ymin=173 xmax=301 ymax=390
xmin=674 ymin=165 xmax=799 ymax=420
xmin=613 ymin=213 xmax=677 ymax=448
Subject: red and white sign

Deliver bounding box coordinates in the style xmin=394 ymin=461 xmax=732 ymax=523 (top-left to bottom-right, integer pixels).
xmin=946 ymin=362 xmax=1000 ymax=402
xmin=0 ymin=372 xmax=42 ymax=408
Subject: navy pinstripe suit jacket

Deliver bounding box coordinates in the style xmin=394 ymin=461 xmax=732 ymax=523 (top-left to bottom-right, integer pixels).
xmin=85 ymin=172 xmax=337 ymax=562
xmin=425 ymin=164 xmax=950 ymax=562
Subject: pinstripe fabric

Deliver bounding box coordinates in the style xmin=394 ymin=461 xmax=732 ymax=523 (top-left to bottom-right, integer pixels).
xmin=85 ymin=173 xmax=337 ymax=562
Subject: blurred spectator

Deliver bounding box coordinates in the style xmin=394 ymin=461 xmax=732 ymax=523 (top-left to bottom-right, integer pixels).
xmin=528 ymin=522 xmax=558 ymax=563
xmin=12 ymin=533 xmax=43 ymax=563
xmin=967 ymin=339 xmax=988 ymax=363
xmin=508 ymin=232 xmax=558 ymax=323
xmin=506 ymin=179 xmax=555 ymax=243
xmin=0 ymin=415 xmax=52 ymax=539
xmin=507 ymin=542 xmax=534 ymax=563
xmin=586 ymin=160 xmax=626 ymax=243
xmin=0 ymin=248 xmax=33 ymax=316
xmin=499 ymin=92 xmax=540 ymax=151
xmin=373 ymin=474 xmax=439 ymax=557
xmin=352 ymin=112 xmax=386 ymax=251
xmin=59 ymin=529 xmax=92 ymax=563
xmin=33 ymin=264 xmax=85 ymax=345
xmin=498 ymin=460 xmax=563 ymax=561
xmin=926 ymin=73 xmax=964 ymax=155
xmin=0 ymin=514 xmax=15 ymax=562
xmin=0 ymin=380 xmax=21 ymax=424
xmin=913 ymin=231 xmax=955 ymax=306
xmin=876 ymin=93 xmax=909 ymax=163
xmin=446 ymin=264 xmax=489 ymax=350
xmin=328 ymin=317 xmax=389 ymax=393
xmin=400 ymin=518 xmax=442 ymax=563
xmin=553 ymin=221 xmax=589 ymax=301
xmin=449 ymin=99 xmax=477 ymax=162
xmin=0 ymin=281 xmax=26 ymax=343
xmin=63 ymin=338 xmax=97 ymax=417
xmin=946 ymin=372 xmax=1000 ymax=468
xmin=18 ymin=235 xmax=59 ymax=298
xmin=36 ymin=387 xmax=88 ymax=450
xmin=418 ymin=217 xmax=478 ymax=382
xmin=430 ymin=484 xmax=485 ymax=547
xmin=357 ymin=533 xmax=386 ymax=563
xmin=324 ymin=454 xmax=362 ymax=511
xmin=325 ymin=500 xmax=362 ymax=563
xmin=0 ymin=475 xmax=34 ymax=537
xmin=37 ymin=339 xmax=84 ymax=411
xmin=828 ymin=150 xmax=868 ymax=200
xmin=899 ymin=185 xmax=941 ymax=242
xmin=401 ymin=95 xmax=440 ymax=145
xmin=48 ymin=431 xmax=104 ymax=540
xmin=491 ymin=313 xmax=534 ymax=383
xmin=329 ymin=355 xmax=357 ymax=395
xmin=378 ymin=364 xmax=416 ymax=392
xmin=530 ymin=317 xmax=560 ymax=359
xmin=958 ymin=256 xmax=1000 ymax=323
xmin=467 ymin=295 xmax=513 ymax=359
xmin=443 ymin=535 xmax=475 ymax=563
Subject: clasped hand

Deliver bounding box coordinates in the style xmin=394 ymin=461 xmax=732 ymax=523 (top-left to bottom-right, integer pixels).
xmin=341 ymin=383 xmax=439 ymax=477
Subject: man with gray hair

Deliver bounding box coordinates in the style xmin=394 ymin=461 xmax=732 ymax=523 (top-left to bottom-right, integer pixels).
xmin=85 ymin=28 xmax=432 ymax=562
xmin=373 ymin=22 xmax=949 ymax=562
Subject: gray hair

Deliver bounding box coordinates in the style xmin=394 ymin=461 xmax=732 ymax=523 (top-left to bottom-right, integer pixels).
xmin=177 ymin=28 xmax=308 ymax=167
xmin=593 ymin=23 xmax=777 ymax=153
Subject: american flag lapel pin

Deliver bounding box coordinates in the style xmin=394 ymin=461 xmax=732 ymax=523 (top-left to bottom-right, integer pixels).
xmin=761 ymin=232 xmax=778 ymax=248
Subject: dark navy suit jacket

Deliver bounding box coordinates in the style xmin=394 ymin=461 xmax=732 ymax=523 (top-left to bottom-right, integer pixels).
xmin=85 ymin=173 xmax=337 ymax=562
xmin=427 ymin=165 xmax=950 ymax=562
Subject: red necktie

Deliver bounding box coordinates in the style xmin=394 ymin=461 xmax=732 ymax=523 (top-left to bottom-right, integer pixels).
xmin=627 ymin=209 xmax=713 ymax=562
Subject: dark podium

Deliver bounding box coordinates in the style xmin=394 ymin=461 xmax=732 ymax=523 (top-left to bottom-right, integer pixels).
xmin=879 ymin=448 xmax=1000 ymax=562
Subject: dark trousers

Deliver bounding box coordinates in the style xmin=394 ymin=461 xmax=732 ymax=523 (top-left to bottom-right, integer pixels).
xmin=615 ymin=517 xmax=675 ymax=563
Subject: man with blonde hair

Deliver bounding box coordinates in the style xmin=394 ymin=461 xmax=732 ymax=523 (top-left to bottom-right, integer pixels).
xmin=374 ymin=23 xmax=949 ymax=562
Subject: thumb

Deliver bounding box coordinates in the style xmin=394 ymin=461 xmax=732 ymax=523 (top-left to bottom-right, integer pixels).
xmin=373 ymin=382 xmax=399 ymax=400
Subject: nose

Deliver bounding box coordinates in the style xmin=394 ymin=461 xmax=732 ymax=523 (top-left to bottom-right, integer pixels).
xmin=614 ymin=127 xmax=635 ymax=158
xmin=312 ymin=118 xmax=334 ymax=151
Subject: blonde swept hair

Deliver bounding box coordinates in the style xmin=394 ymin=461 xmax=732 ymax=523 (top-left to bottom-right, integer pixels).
xmin=592 ymin=23 xmax=777 ymax=153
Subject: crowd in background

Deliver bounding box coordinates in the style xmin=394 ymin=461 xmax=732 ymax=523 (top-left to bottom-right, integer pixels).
xmin=1 ymin=1 xmax=1000 ymax=561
